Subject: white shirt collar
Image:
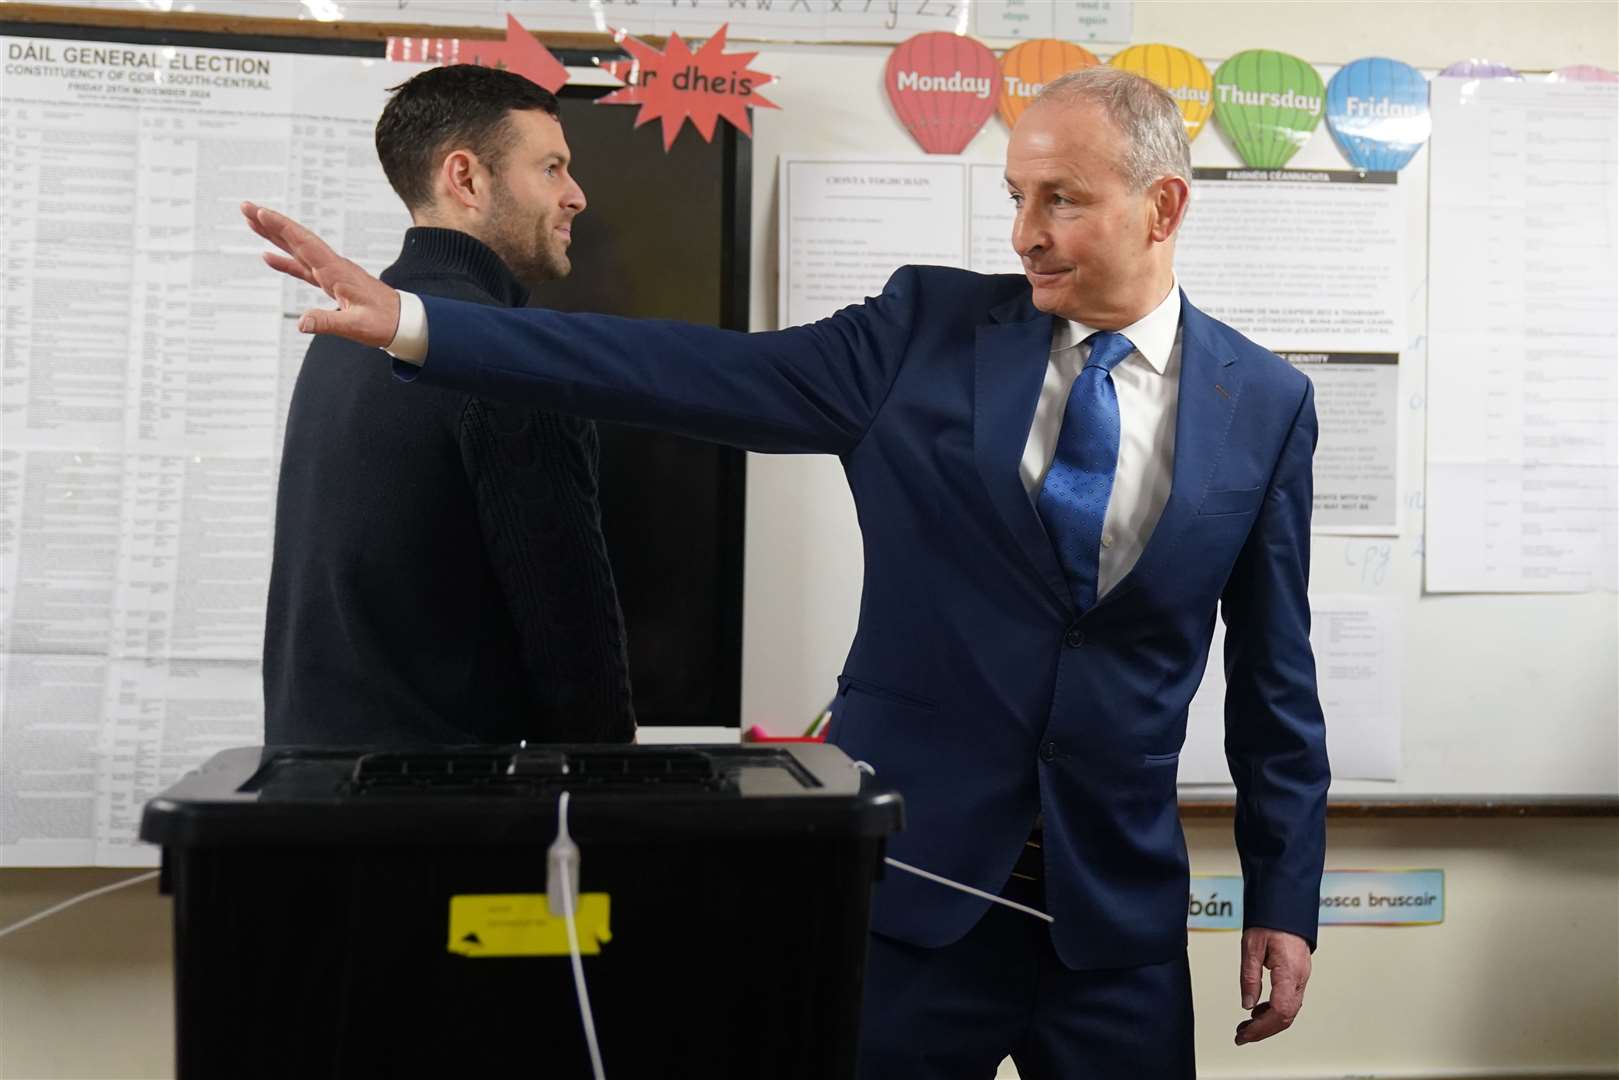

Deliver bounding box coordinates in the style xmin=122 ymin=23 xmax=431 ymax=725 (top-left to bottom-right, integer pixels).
xmin=1052 ymin=277 xmax=1182 ymax=375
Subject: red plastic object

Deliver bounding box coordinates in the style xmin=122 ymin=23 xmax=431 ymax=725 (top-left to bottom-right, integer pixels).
xmin=744 ymin=724 xmax=827 ymax=744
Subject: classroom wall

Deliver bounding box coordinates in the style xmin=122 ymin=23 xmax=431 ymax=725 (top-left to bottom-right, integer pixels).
xmin=1 ymin=2 xmax=1615 ymax=1077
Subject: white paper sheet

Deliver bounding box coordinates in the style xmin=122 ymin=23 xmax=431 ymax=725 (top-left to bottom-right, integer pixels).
xmin=95 ymin=659 xmax=263 ymax=866
xmin=779 ymin=158 xmax=967 ymax=328
xmin=1281 ymin=352 xmax=1402 ymax=534
xmin=1174 ymin=168 xmax=1406 ymax=355
xmin=1180 ymin=595 xmax=1402 ymax=785
xmin=1425 ymin=77 xmax=1618 ymax=594
xmin=0 ymin=38 xmax=409 ymax=867
xmin=967 ymin=161 xmax=1021 ymax=275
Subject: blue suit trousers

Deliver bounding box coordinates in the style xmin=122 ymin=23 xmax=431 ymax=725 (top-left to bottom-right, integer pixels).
xmin=857 ymin=876 xmax=1195 ymax=1079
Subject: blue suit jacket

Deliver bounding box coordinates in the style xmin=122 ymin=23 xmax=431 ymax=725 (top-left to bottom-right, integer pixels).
xmin=410 ymin=266 xmax=1329 ymax=970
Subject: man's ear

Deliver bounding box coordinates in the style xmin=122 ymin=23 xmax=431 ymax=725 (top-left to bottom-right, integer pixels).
xmin=1147 ymin=175 xmax=1191 ymax=243
xmin=437 ymin=149 xmax=484 ymax=213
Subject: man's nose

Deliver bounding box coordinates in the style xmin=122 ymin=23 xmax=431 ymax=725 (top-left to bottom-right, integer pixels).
xmin=1011 ymin=210 xmax=1045 ymax=258
xmin=565 ymin=181 xmax=586 ymax=214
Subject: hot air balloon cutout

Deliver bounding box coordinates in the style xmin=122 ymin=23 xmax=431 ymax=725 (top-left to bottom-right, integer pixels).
xmin=1325 ymin=57 xmax=1431 ymax=172
xmin=997 ymin=40 xmax=1099 ymax=129
xmin=384 ymin=14 xmax=567 ymax=92
xmin=1109 ymin=44 xmax=1215 ymax=141
xmin=885 ymin=32 xmax=1001 ymax=154
xmin=1439 ymin=59 xmax=1520 ymax=79
xmin=596 ymin=24 xmax=779 ymax=151
xmin=1212 ymin=49 xmax=1325 ymax=168
xmin=1548 ymin=65 xmax=1619 ymax=82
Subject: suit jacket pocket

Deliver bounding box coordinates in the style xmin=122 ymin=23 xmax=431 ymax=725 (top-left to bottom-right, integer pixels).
xmin=836 ymin=674 xmax=939 ymax=713
xmin=1197 ymin=484 xmax=1264 ymax=517
xmin=1143 ymin=750 xmax=1182 ymax=767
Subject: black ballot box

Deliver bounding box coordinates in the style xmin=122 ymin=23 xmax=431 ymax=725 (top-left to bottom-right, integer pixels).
xmin=139 ymin=743 xmax=903 ymax=1080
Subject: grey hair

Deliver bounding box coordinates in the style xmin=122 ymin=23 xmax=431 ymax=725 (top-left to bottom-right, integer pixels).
xmin=1032 ymin=67 xmax=1192 ymax=191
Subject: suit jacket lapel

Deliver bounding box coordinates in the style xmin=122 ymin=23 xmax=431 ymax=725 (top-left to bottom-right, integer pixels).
xmin=1093 ymin=292 xmax=1243 ymax=612
xmin=973 ymin=292 xmax=1072 ymax=612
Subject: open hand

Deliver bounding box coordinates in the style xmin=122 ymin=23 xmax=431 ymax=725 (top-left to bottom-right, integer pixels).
xmin=1235 ymin=926 xmax=1311 ymax=1045
xmin=242 ymin=201 xmax=400 ymax=348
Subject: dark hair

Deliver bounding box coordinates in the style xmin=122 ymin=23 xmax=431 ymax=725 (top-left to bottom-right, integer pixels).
xmin=375 ymin=64 xmax=561 ymax=212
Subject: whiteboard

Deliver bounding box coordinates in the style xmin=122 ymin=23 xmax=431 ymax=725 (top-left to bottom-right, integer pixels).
xmin=1297 ymin=74 xmax=1617 ymax=799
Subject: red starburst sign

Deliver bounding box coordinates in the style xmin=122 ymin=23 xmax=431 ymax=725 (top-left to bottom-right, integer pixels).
xmin=596 ymin=25 xmax=779 ymax=150
xmin=385 ymin=14 xmax=567 ymax=92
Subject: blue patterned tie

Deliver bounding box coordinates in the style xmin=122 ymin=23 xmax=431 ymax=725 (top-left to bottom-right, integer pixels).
xmin=1036 ymin=330 xmax=1136 ymax=612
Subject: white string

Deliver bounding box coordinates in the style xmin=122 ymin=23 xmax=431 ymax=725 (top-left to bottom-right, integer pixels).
xmin=883 ymin=857 xmax=1055 ymax=924
xmin=557 ymin=791 xmax=606 ymax=1080
xmin=0 ymin=871 xmax=161 ymax=941
xmin=850 ymin=758 xmax=1055 ymax=925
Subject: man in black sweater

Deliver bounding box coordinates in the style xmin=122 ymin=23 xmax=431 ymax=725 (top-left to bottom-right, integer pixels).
xmin=264 ymin=65 xmax=634 ymax=746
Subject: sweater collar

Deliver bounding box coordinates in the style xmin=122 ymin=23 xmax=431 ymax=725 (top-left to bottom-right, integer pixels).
xmin=386 ymin=227 xmax=530 ymax=308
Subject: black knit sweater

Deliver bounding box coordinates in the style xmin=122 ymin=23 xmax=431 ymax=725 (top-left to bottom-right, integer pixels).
xmin=263 ymin=228 xmax=635 ymax=746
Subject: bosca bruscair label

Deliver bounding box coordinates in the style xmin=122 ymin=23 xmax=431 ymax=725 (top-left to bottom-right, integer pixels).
xmin=448 ymin=893 xmax=612 ymax=958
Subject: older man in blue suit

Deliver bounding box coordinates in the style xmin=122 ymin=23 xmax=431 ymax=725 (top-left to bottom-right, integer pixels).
xmin=246 ymin=66 xmax=1327 ymax=1078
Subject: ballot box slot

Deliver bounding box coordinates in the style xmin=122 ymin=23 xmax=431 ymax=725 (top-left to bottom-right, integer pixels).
xmin=345 ymin=748 xmax=734 ymax=796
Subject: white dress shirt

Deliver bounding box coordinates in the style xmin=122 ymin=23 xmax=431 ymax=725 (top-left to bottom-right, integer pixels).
xmin=388 ymin=289 xmax=430 ymax=363
xmin=1020 ymin=281 xmax=1183 ymax=600
xmin=388 ymin=281 xmax=1184 ymax=599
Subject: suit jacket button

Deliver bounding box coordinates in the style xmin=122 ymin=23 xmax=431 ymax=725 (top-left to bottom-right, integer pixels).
xmin=1040 ymin=741 xmax=1058 ymax=762
xmin=1064 ymin=626 xmax=1085 ymax=648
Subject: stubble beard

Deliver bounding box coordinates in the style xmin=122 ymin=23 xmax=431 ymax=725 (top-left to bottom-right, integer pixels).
xmin=534 ymin=236 xmax=570 ymax=282
xmin=488 ymin=187 xmax=571 ymax=286
xmin=503 ymin=221 xmax=570 ymax=286
xmin=520 ymin=213 xmax=571 ymax=282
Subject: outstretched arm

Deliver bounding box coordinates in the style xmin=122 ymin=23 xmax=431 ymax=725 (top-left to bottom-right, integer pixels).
xmin=248 ymin=202 xmax=922 ymax=456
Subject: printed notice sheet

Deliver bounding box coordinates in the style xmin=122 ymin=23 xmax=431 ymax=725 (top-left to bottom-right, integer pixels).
xmin=1175 ymin=168 xmax=1405 ymax=355
xmin=1175 ymin=170 xmax=1407 ymax=534
xmin=779 ymin=159 xmax=966 ymax=328
xmin=0 ymin=38 xmax=408 ymax=866
xmin=1179 ymin=595 xmax=1402 ymax=785
xmin=1425 ymin=77 xmax=1618 ymax=593
xmin=1280 ymin=353 xmax=1401 ymax=533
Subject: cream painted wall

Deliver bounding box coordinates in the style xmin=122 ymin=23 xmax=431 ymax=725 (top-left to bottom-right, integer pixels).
xmin=2 ymin=3 xmax=1616 ymax=1078
xmin=1182 ymin=819 xmax=1618 ymax=1078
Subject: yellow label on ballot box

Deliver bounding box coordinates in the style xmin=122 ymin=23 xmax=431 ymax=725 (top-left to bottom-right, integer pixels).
xmin=447 ymin=893 xmax=613 ymax=958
